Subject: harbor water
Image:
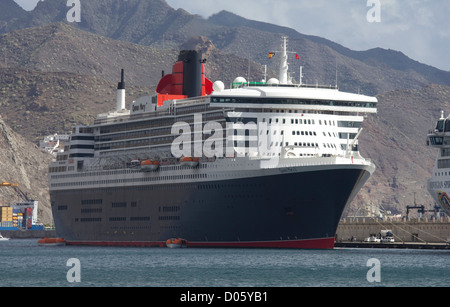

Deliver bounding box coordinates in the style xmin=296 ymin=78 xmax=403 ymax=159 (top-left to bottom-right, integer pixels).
xmin=0 ymin=239 xmax=449 ymax=288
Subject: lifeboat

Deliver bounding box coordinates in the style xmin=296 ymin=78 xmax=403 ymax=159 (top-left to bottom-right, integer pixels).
xmin=166 ymin=238 xmax=188 ymax=248
xmin=38 ymin=237 xmax=66 ymax=246
xmin=179 ymin=157 xmax=199 ymax=167
xmin=141 ymin=160 xmax=160 ymax=172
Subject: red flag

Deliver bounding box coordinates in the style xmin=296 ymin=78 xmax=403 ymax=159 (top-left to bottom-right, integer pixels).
xmin=295 ymin=54 xmax=300 ymax=60
xmin=269 ymin=53 xmax=275 ymax=59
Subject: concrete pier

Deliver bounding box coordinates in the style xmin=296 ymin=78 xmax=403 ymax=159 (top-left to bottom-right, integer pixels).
xmin=336 ymin=216 xmax=450 ymax=246
xmin=0 ymin=230 xmax=56 ymax=239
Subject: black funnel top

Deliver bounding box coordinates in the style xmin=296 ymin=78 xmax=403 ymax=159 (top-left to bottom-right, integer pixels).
xmin=118 ymin=69 xmax=125 ymax=90
xmin=178 ymin=50 xmax=202 ymax=98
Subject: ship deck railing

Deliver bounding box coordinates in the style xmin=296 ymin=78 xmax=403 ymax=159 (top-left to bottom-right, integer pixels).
xmin=94 ymin=97 xmax=212 ymax=126
xmin=248 ymin=155 xmax=372 ymax=169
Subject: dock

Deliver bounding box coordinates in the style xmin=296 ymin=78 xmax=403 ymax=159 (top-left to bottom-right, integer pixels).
xmin=336 ymin=216 xmax=450 ymax=249
xmin=0 ymin=230 xmax=56 ymax=239
xmin=335 ymin=242 xmax=450 ymax=250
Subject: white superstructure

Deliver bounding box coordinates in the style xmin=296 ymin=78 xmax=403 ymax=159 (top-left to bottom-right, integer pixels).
xmin=49 ymin=37 xmax=377 ymax=193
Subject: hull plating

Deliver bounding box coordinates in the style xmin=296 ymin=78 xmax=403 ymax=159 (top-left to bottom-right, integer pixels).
xmin=51 ymin=165 xmax=372 ymax=249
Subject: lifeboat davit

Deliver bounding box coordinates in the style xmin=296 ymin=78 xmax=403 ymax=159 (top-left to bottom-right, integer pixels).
xmin=166 ymin=238 xmax=188 ymax=248
xmin=180 ymin=157 xmax=199 ymax=167
xmin=38 ymin=237 xmax=66 ymax=246
xmin=130 ymin=159 xmax=141 ymax=169
xmin=141 ymin=160 xmax=160 ymax=172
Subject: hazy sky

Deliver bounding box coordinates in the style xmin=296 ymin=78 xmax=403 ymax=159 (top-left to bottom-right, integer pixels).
xmin=13 ymin=0 xmax=450 ymax=71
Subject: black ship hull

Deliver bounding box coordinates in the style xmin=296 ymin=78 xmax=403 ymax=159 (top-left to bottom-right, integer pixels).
xmin=51 ymin=165 xmax=371 ymax=249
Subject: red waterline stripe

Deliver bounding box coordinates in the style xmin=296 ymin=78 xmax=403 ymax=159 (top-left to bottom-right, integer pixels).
xmin=66 ymin=237 xmax=335 ymax=249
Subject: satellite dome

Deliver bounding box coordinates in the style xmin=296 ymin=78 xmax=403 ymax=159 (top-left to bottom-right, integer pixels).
xmin=213 ymin=81 xmax=225 ymax=92
xmin=267 ymin=78 xmax=279 ymax=85
xmin=233 ymin=77 xmax=247 ymax=84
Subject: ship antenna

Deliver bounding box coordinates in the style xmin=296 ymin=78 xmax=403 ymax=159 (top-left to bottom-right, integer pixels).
xmin=299 ymin=66 xmax=303 ymax=86
xmin=335 ymin=60 xmax=338 ymax=88
xmin=263 ymin=65 xmax=267 ymax=83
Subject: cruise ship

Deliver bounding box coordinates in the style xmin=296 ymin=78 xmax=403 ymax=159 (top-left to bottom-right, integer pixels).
xmin=49 ymin=37 xmax=377 ymax=249
xmin=427 ymin=111 xmax=450 ymax=216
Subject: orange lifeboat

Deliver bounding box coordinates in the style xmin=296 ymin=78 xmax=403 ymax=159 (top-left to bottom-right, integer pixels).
xmin=38 ymin=237 xmax=66 ymax=246
xmin=179 ymin=157 xmax=199 ymax=167
xmin=141 ymin=160 xmax=160 ymax=172
xmin=166 ymin=238 xmax=188 ymax=248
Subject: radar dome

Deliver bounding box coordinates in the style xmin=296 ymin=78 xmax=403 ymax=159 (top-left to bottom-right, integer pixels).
xmin=267 ymin=78 xmax=279 ymax=85
xmin=233 ymin=77 xmax=247 ymax=84
xmin=213 ymin=81 xmax=225 ymax=92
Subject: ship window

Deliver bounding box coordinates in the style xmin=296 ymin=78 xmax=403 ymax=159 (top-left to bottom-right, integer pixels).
xmin=438 ymin=159 xmax=450 ymax=169
xmin=430 ymin=137 xmax=444 ymax=146
xmin=442 ymin=149 xmax=450 ymax=157
xmin=436 ymin=119 xmax=444 ymax=132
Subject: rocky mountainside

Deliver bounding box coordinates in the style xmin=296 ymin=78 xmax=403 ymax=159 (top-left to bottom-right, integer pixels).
xmin=0 ymin=115 xmax=52 ymax=224
xmin=1 ymin=0 xmax=450 ymax=94
xmin=0 ymin=0 xmax=449 ymax=224
xmin=0 ymin=67 xmax=154 ymax=141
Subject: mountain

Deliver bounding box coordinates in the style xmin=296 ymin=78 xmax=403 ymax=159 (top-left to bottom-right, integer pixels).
xmin=1 ymin=1 xmax=450 ymax=95
xmin=0 ymin=22 xmax=179 ymax=87
xmin=2 ymin=0 xmax=217 ymax=48
xmin=0 ymin=66 xmax=154 ymax=141
xmin=208 ymin=10 xmax=450 ymax=95
xmin=0 ymin=22 xmax=268 ymax=100
xmin=0 ymin=0 xmax=28 ymax=23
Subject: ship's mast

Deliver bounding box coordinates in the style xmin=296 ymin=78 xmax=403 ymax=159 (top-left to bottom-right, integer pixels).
xmin=279 ymin=36 xmax=289 ymax=84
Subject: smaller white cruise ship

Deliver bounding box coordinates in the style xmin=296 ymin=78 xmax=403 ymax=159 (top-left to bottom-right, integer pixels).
xmin=427 ymin=111 xmax=450 ymax=216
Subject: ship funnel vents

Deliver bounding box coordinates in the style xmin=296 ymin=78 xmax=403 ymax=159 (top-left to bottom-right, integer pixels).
xmin=178 ymin=50 xmax=202 ymax=98
xmin=118 ymin=69 xmax=125 ymax=90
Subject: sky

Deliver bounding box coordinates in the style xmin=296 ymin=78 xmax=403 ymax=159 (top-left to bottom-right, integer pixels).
xmin=13 ymin=0 xmax=450 ymax=71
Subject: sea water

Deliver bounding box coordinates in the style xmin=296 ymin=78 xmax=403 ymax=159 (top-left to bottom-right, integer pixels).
xmin=0 ymin=239 xmax=449 ymax=287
